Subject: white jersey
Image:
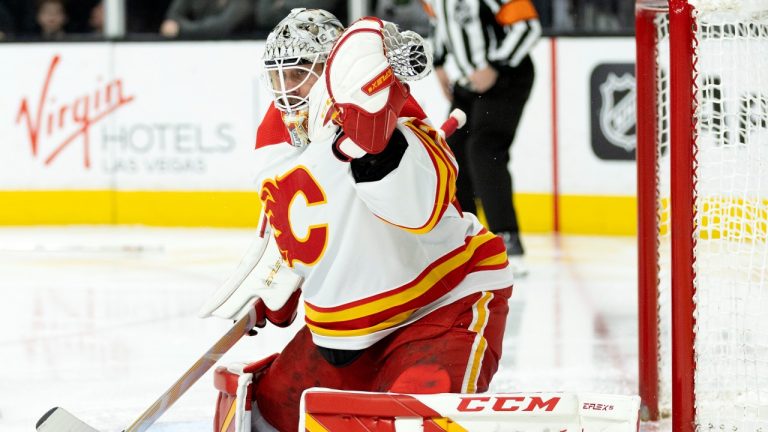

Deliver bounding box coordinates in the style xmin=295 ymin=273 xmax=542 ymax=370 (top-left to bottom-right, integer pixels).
xmin=253 ymin=105 xmax=514 ymax=350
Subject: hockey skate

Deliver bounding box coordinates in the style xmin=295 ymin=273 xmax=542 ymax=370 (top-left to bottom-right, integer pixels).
xmin=499 ymin=231 xmax=529 ymax=278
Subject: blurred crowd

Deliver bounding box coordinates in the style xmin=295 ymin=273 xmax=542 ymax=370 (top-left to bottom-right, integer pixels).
xmin=531 ymin=0 xmax=634 ymax=32
xmin=0 ymin=0 xmax=347 ymax=40
xmin=0 ymin=0 xmax=634 ymax=42
xmin=0 ymin=0 xmax=104 ymax=40
xmin=374 ymin=0 xmax=634 ymax=35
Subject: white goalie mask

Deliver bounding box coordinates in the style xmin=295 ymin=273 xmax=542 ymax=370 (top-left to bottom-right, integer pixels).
xmin=262 ymin=8 xmax=344 ymax=114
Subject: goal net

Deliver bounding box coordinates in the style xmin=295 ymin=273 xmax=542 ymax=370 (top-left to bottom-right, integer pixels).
xmin=636 ymin=0 xmax=768 ymax=430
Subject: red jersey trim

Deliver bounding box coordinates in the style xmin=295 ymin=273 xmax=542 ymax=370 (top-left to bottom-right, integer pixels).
xmin=255 ymin=97 xmax=426 ymax=149
xmin=304 ymin=231 xmax=509 ymax=336
xmin=381 ymin=119 xmax=457 ymax=234
xmin=255 ymin=103 xmax=291 ymax=149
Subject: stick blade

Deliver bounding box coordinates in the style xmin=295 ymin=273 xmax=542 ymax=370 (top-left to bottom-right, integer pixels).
xmin=36 ymin=407 xmax=101 ymax=432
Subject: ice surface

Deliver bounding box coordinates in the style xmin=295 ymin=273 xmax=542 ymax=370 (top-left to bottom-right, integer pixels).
xmin=0 ymin=227 xmax=664 ymax=431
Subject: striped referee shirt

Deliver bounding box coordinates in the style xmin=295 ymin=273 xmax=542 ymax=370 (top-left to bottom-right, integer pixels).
xmin=424 ymin=0 xmax=541 ymax=78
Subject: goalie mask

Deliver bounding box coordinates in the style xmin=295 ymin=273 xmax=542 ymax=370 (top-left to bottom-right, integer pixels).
xmin=262 ymin=8 xmax=343 ymax=115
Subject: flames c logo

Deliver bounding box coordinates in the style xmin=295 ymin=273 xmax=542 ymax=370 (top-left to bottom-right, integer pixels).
xmin=260 ymin=166 xmax=328 ymax=267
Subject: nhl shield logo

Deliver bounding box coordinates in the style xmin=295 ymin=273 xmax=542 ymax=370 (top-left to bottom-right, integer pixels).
xmin=600 ymin=73 xmax=636 ymax=151
xmin=590 ymin=63 xmax=637 ymax=160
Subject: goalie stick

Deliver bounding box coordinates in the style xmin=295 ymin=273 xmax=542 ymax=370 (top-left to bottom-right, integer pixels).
xmin=34 ymin=109 xmax=466 ymax=432
xmin=36 ymin=308 xmax=258 ymax=432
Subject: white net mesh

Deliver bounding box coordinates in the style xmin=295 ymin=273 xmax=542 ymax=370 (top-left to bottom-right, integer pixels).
xmin=382 ymin=22 xmax=433 ymax=82
xmin=653 ymin=12 xmax=674 ymax=418
xmin=690 ymin=3 xmax=768 ymax=428
xmin=653 ymin=1 xmax=768 ymax=428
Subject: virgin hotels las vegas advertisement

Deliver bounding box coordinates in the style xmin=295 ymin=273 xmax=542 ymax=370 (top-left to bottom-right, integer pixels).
xmin=0 ymin=39 xmax=639 ymax=233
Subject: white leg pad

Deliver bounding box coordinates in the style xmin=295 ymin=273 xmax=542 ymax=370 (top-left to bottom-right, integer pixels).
xmin=301 ymin=388 xmax=641 ymax=431
xmin=233 ymin=370 xmax=252 ymax=432
xmin=214 ymin=355 xmax=278 ymax=432
xmin=214 ymin=363 xmax=253 ymax=432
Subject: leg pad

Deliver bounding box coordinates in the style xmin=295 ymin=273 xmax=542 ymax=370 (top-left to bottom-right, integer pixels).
xmin=213 ymin=354 xmax=278 ymax=432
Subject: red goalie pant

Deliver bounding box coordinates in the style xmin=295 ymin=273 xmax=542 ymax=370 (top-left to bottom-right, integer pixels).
xmin=255 ymin=287 xmax=512 ymax=432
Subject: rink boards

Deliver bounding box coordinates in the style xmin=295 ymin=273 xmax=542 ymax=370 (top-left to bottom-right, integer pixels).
xmin=0 ymin=38 xmax=636 ymax=234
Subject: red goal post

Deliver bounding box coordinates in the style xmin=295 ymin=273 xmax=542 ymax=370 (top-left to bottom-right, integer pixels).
xmin=636 ymin=1 xmax=768 ymax=431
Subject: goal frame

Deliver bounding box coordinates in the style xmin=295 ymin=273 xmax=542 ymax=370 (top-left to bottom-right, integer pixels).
xmin=635 ymin=0 xmax=697 ymax=430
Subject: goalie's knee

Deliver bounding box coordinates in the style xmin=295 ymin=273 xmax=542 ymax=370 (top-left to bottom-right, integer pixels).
xmin=214 ymin=354 xmax=278 ymax=432
xmin=387 ymin=364 xmax=452 ymax=394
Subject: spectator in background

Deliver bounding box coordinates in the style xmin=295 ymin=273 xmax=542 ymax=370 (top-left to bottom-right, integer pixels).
xmin=0 ymin=0 xmax=36 ymax=37
xmin=575 ymin=0 xmax=620 ymax=31
xmin=617 ymin=0 xmax=633 ymax=30
xmin=426 ymin=0 xmax=541 ymax=276
xmin=36 ymin=0 xmax=67 ymax=40
xmin=89 ymin=0 xmax=103 ymax=33
xmin=60 ymin=0 xmax=99 ymax=33
xmin=566 ymin=0 xmax=632 ymax=32
xmin=0 ymin=2 xmax=12 ymax=39
xmin=160 ymin=0 xmax=254 ymax=39
xmin=128 ymin=0 xmax=172 ymax=33
xmin=531 ymin=0 xmax=552 ymax=29
xmin=375 ymin=0 xmax=429 ymax=36
xmin=254 ymin=0 xmax=345 ymax=31
xmin=552 ymin=0 xmax=574 ymax=31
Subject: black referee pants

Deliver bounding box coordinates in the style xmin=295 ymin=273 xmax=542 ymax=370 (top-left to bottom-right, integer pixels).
xmin=447 ymin=56 xmax=535 ymax=244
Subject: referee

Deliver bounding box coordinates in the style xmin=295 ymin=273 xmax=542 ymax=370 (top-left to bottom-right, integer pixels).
xmin=425 ymin=0 xmax=541 ymax=276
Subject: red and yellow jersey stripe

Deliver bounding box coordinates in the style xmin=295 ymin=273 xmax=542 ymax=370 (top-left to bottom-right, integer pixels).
xmin=304 ymin=230 xmax=507 ymax=337
xmin=386 ymin=118 xmax=458 ymax=234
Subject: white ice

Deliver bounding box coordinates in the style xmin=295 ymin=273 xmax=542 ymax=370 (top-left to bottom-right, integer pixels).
xmin=0 ymin=227 xmax=669 ymax=431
